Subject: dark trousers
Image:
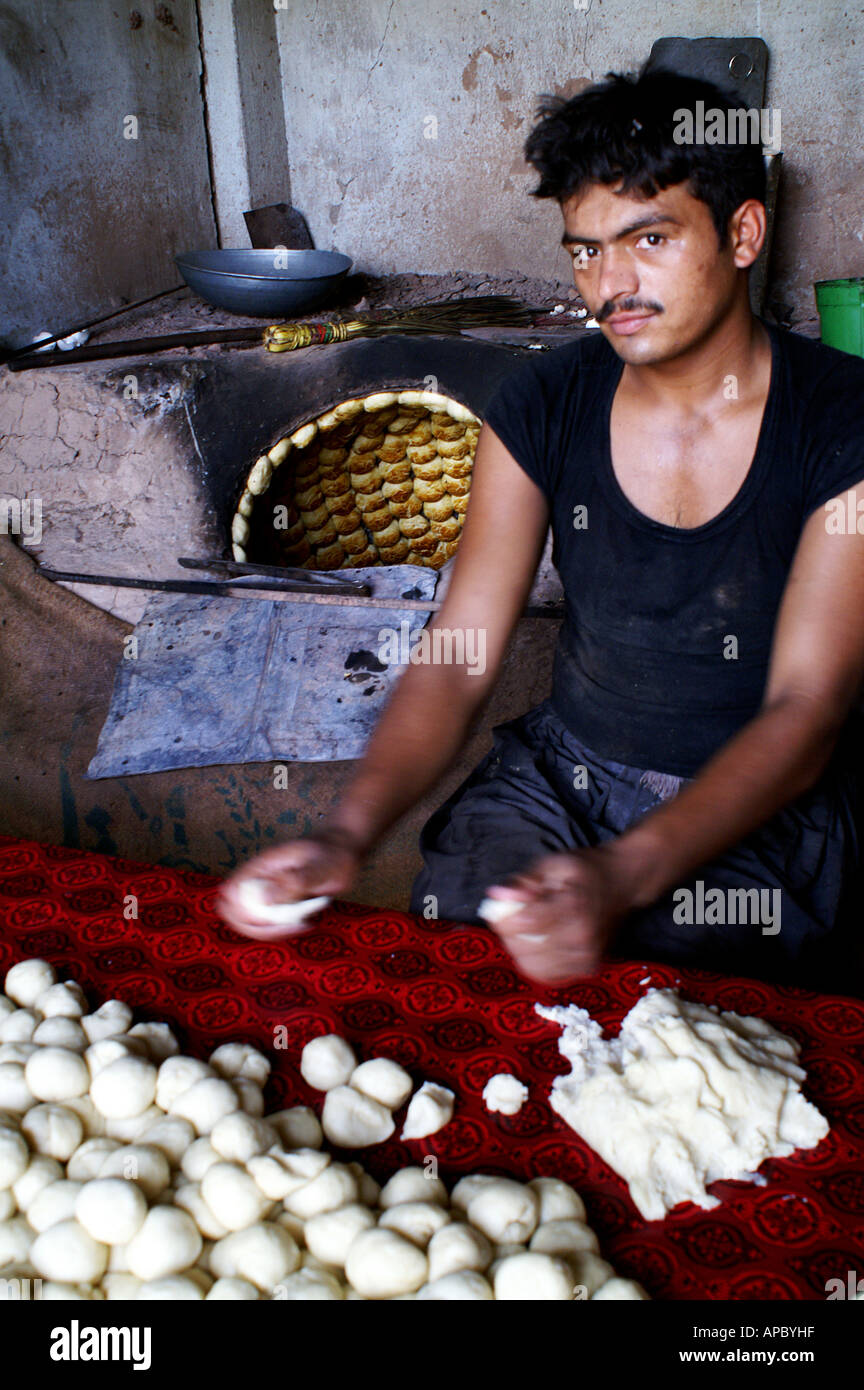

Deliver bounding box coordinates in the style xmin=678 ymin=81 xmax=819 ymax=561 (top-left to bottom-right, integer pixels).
xmin=410 ymin=700 xmax=864 ymax=993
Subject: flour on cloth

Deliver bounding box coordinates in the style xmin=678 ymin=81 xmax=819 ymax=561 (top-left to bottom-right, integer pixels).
xmin=536 ymin=989 xmax=829 ymax=1222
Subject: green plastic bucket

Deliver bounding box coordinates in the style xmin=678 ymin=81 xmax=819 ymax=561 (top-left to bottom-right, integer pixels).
xmin=814 ymin=277 xmax=864 ymax=357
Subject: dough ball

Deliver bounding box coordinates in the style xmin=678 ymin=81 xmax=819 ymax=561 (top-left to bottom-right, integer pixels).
xmin=528 ymin=1176 xmax=586 ymax=1223
xmin=90 ymin=1056 xmax=157 ymax=1119
xmin=400 ymin=1081 xmax=454 ymax=1140
xmin=1 ymin=1009 xmax=40 ymax=1044
xmin=205 ymin=1277 xmax=260 ymax=1300
xmin=31 ymin=1219 xmax=108 ymax=1283
xmin=201 ymin=1162 xmax=269 ymax=1231
xmin=181 ymin=1137 xmax=221 ymax=1184
xmin=427 ymin=1222 xmax=493 ymax=1281
xmin=417 ymin=1271 xmax=494 ymax=1300
xmin=466 ymin=1179 xmax=539 ymax=1244
xmin=128 ymin=1022 xmax=180 ymax=1062
xmin=210 ymin=1222 xmax=300 ymax=1292
xmin=591 ymin=1277 xmax=650 ymax=1300
xmin=209 ymin=1043 xmax=271 ymax=1088
xmin=155 ymin=1056 xmax=213 ymax=1111
xmin=39 ymin=1282 xmax=94 ymax=1300
xmin=85 ymin=1037 xmax=144 ymax=1078
xmin=568 ymin=1250 xmax=615 ymax=1298
xmin=304 ymin=1203 xmax=376 ymax=1267
xmin=0 ymin=1061 xmax=34 ymax=1113
xmin=272 ymin=1268 xmax=345 ymax=1300
xmin=322 ymin=1085 xmax=395 ymax=1148
xmin=210 ymin=1113 xmax=276 ymax=1163
xmin=235 ymin=878 xmax=330 ymax=929
xmin=75 ymin=1178 xmax=148 ymax=1244
xmin=344 ymin=1229 xmax=428 ymax=1298
xmin=22 ymin=1103 xmax=83 ymax=1160
xmin=0 ymin=1040 xmax=36 ymax=1064
xmin=381 ymin=1167 xmax=450 ymax=1211
xmin=169 ymin=1078 xmax=239 ymax=1134
xmin=67 ymin=1138 xmax=123 ymax=1182
xmin=493 ymin=1251 xmax=575 ymax=1300
xmin=137 ymin=1117 xmax=196 ymax=1165
xmin=477 ymin=896 xmax=525 ymax=924
xmin=0 ymin=1190 xmax=13 ymax=1220
xmin=101 ymin=1272 xmax=144 ymax=1301
xmin=5 ymin=958 xmax=56 ymax=1008
xmin=104 ymin=1105 xmax=162 ymax=1142
xmin=32 ymin=1017 xmax=87 ymax=1051
xmin=137 ymin=1276 xmax=204 ymax=1300
xmin=379 ymin=1202 xmax=451 ymax=1248
xmin=450 ymin=1173 xmax=499 ymax=1211
xmin=283 ymin=1162 xmax=358 ymax=1219
xmin=300 ymin=1034 xmax=357 ymax=1092
xmin=0 ymin=1216 xmax=35 ymax=1267
xmin=247 ymin=1147 xmax=330 ymax=1200
xmin=35 ymin=981 xmax=88 ymax=1019
xmin=349 ymin=1162 xmax=381 ymax=1208
xmin=60 ymin=1096 xmax=104 ymax=1139
xmin=266 ymin=1106 xmax=323 ymax=1151
xmin=12 ymin=1154 xmax=63 ymax=1210
xmin=482 ymin=1072 xmax=528 ymax=1116
xmin=0 ymin=996 xmax=14 ymax=1023
xmin=25 ymin=1047 xmax=90 ymax=1102
xmin=529 ymin=1219 xmax=599 ymax=1258
xmin=126 ymin=1207 xmax=203 ymax=1280
xmin=28 ymin=1178 xmax=84 ymax=1232
xmin=99 ymin=1144 xmax=170 ymax=1201
xmin=173 ymin=1183 xmax=230 ymax=1240
xmin=81 ymin=1000 xmax=133 ymax=1043
xmin=350 ymin=1058 xmax=413 ymax=1110
xmin=231 ymin=1077 xmax=264 ymax=1116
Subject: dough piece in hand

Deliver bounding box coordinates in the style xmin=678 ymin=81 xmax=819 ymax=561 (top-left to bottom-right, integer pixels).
xmin=400 ymin=1082 xmax=455 ymax=1140
xmin=300 ymin=1035 xmax=357 ymax=1092
xmin=482 ymin=1072 xmax=528 ymax=1116
xmin=417 ymin=1271 xmax=494 ymax=1300
xmin=493 ymin=1252 xmax=575 ymax=1300
xmin=75 ymin=1178 xmax=148 ymax=1245
xmin=591 ymin=1276 xmax=650 ymax=1300
xmin=349 ymin=1058 xmax=413 ymax=1110
xmin=25 ymin=1047 xmax=90 ymax=1102
xmin=379 ymin=1202 xmax=451 ymax=1248
xmin=126 ymin=1207 xmax=203 ymax=1280
xmin=528 ymin=1176 xmax=586 ymax=1223
xmin=466 ymin=1178 xmax=539 ymax=1243
xmin=304 ymin=1203 xmax=376 ymax=1267
xmin=322 ymin=1085 xmax=395 ymax=1148
xmin=209 ymin=1222 xmax=300 ymax=1292
xmin=30 ymin=1219 xmax=109 ymax=1284
xmin=236 ymin=878 xmax=330 ymax=929
xmin=90 ymin=1056 xmax=158 ymax=1119
xmin=477 ymin=896 xmax=525 ymax=924
xmin=379 ymin=1166 xmax=449 ymax=1209
xmin=4 ymin=958 xmax=57 ymax=1008
xmin=427 ymin=1222 xmax=493 ymax=1281
xmin=344 ymin=1229 xmax=428 ymax=1298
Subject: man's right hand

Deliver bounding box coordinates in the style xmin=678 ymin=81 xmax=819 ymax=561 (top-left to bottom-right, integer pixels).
xmin=216 ymin=830 xmax=363 ymax=941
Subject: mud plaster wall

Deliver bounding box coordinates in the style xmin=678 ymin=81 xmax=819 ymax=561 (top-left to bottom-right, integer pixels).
xmin=0 ymin=0 xmax=217 ymax=350
xmin=276 ymin=0 xmax=864 ymax=333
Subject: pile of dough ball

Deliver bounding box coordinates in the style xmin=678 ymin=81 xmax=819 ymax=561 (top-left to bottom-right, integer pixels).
xmin=300 ymin=1034 xmax=454 ymax=1145
xmin=0 ymin=959 xmax=647 ymax=1300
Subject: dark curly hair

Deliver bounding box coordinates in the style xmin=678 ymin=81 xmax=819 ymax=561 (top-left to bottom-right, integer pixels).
xmin=524 ymin=67 xmax=767 ymax=246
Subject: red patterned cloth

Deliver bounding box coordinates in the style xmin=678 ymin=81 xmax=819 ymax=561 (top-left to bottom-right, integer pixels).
xmin=1 ymin=834 xmax=863 ymax=1301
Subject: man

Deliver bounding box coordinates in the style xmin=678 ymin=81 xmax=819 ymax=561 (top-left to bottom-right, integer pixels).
xmin=219 ymin=68 xmax=864 ymax=990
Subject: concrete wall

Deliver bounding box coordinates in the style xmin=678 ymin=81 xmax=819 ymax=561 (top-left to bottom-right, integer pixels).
xmin=275 ymin=0 xmax=864 ymax=331
xmin=0 ymin=0 xmax=217 ymax=350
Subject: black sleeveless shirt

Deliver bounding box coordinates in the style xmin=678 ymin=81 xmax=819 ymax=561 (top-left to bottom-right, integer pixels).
xmin=484 ymin=322 xmax=864 ymax=777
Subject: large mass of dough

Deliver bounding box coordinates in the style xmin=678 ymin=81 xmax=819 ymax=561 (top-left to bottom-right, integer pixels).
xmin=537 ymin=988 xmax=829 ymax=1221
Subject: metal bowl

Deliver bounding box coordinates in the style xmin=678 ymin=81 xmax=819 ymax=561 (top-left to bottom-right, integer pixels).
xmin=175 ymin=248 xmax=353 ymax=317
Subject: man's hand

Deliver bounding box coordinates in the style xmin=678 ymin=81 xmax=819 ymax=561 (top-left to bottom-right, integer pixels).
xmin=216 ymin=830 xmax=363 ymax=941
xmin=485 ymin=847 xmax=635 ymax=982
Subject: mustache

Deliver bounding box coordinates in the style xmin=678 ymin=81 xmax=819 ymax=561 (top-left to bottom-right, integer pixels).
xmin=597 ymin=298 xmax=664 ymax=322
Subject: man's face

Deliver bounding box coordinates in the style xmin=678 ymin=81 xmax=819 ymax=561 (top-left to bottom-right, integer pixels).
xmin=561 ymin=181 xmax=742 ymax=364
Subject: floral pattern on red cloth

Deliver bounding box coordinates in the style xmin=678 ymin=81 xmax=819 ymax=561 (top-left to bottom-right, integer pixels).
xmin=1 ymin=835 xmax=863 ymax=1302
